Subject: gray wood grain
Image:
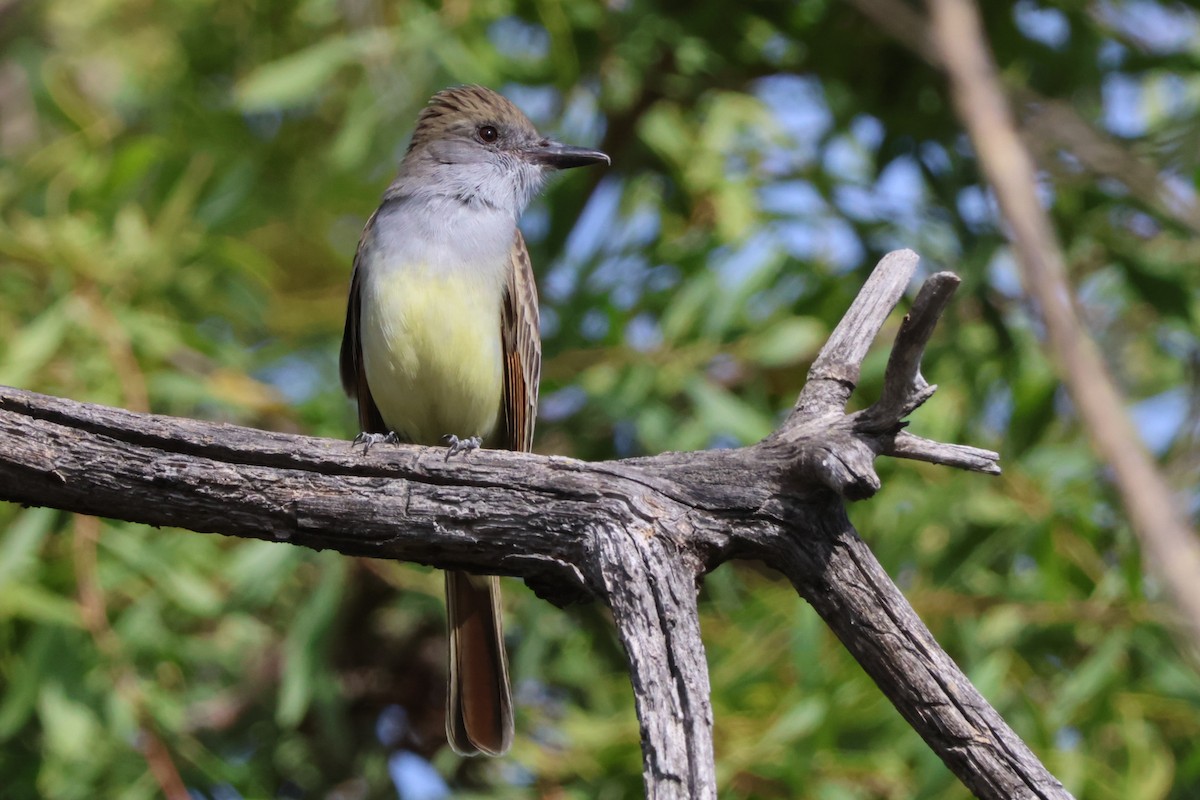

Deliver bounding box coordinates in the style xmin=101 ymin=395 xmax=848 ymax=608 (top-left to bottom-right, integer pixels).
xmin=0 ymin=251 xmax=1071 ymax=800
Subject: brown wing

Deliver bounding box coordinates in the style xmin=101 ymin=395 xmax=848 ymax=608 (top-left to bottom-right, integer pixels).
xmin=497 ymin=229 xmax=541 ymax=452
xmin=339 ymin=211 xmax=388 ymax=434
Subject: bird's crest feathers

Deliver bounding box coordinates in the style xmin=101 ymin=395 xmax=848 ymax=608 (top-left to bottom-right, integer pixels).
xmin=408 ymin=85 xmax=539 ymax=154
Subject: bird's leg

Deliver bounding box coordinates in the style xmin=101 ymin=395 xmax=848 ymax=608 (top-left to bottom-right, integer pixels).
xmin=442 ymin=434 xmax=482 ymax=461
xmin=352 ymin=431 xmax=401 ymax=454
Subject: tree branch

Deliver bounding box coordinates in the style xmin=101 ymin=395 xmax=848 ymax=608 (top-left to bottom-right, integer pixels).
xmin=0 ymin=251 xmax=1065 ymax=799
xmin=760 ymin=509 xmax=1070 ymax=799
xmin=928 ymin=0 xmax=1200 ymax=656
xmin=792 ymin=248 xmax=920 ymax=419
xmin=848 ymin=0 xmax=1200 ymax=237
xmin=598 ymin=520 xmax=715 ymax=796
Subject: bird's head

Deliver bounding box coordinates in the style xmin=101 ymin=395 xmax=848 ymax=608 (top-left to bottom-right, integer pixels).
xmin=397 ymin=85 xmax=610 ymax=214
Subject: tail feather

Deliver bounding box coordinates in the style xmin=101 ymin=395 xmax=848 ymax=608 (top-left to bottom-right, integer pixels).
xmin=445 ymin=571 xmax=513 ymax=756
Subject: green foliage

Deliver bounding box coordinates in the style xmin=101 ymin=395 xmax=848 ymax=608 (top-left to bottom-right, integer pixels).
xmin=2 ymin=0 xmax=1198 ymax=797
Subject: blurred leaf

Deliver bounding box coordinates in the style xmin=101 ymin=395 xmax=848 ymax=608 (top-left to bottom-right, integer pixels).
xmin=760 ymin=696 xmax=826 ymax=745
xmin=0 ymin=582 xmax=81 ymax=627
xmin=39 ymin=682 xmax=102 ymax=762
xmin=0 ymin=627 xmax=56 ymax=738
xmin=278 ymin=553 xmax=345 ymax=726
xmin=752 ymin=316 xmax=825 ymax=367
xmin=685 ymin=377 xmax=774 ymax=444
xmin=0 ymin=296 xmax=71 ymax=387
xmin=0 ymin=508 xmax=56 ymax=589
xmin=235 ymin=32 xmax=390 ymax=111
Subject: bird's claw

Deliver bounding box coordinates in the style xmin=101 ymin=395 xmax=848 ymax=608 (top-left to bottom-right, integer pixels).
xmin=352 ymin=431 xmax=400 ymax=454
xmin=442 ymin=434 xmax=482 ymax=461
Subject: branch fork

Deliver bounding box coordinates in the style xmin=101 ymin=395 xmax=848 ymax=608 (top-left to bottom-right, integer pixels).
xmin=762 ymin=249 xmax=998 ymax=503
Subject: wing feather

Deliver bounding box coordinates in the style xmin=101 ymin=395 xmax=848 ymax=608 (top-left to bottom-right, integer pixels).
xmin=339 ymin=211 xmax=388 ymax=434
xmin=498 ymin=230 xmax=541 ymax=452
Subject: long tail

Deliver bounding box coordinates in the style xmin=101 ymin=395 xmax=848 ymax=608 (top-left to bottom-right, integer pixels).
xmin=445 ymin=571 xmax=513 ymax=756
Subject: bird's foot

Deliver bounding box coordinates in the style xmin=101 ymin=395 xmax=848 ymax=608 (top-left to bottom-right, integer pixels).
xmin=442 ymin=434 xmax=482 ymax=461
xmin=352 ymin=431 xmax=400 ymax=454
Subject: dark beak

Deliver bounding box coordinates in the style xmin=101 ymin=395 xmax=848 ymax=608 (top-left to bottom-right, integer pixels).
xmin=526 ymin=140 xmax=611 ymax=170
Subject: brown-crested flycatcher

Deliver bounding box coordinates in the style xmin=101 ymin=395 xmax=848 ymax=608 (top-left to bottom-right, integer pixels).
xmin=339 ymin=85 xmax=608 ymax=756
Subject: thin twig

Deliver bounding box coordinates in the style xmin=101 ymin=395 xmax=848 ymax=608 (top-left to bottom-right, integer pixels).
xmin=792 ymin=249 xmax=920 ymax=418
xmin=848 ymin=0 xmax=1200 ymax=237
xmin=886 ymin=431 xmax=1001 ymax=474
xmin=863 ymin=271 xmax=960 ymax=427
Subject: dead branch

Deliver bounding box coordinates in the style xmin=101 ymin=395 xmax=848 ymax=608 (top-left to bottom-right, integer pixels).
xmin=0 ymin=251 xmax=1073 ymax=799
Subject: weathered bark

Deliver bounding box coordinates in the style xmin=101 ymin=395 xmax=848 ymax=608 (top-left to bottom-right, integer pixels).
xmin=0 ymin=250 xmax=1072 ymax=799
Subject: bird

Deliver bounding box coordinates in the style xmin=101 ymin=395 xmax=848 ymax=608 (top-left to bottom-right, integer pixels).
xmin=338 ymin=85 xmax=609 ymax=756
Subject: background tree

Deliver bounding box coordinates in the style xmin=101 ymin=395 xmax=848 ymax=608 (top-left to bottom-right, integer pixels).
xmin=1 ymin=0 xmax=1197 ymax=798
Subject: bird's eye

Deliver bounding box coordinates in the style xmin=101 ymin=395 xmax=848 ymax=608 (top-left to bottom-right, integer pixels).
xmin=477 ymin=125 xmax=499 ymax=143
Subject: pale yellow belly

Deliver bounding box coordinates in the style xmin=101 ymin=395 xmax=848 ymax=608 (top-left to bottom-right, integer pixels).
xmin=360 ymin=268 xmax=504 ymax=445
